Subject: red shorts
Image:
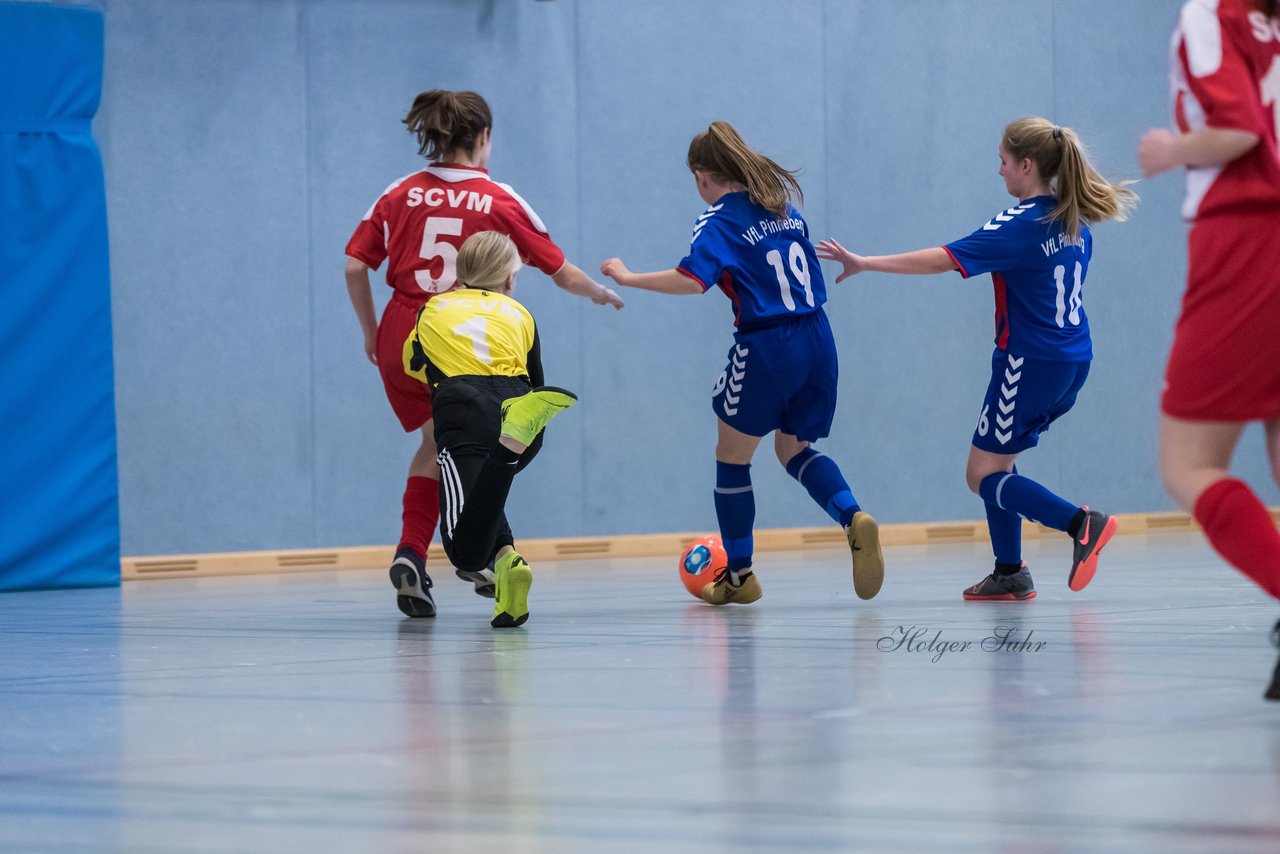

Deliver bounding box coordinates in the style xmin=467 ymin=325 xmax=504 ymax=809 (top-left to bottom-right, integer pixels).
xmin=377 ymin=292 xmax=433 ymax=432
xmin=1162 ymin=210 xmax=1280 ymax=421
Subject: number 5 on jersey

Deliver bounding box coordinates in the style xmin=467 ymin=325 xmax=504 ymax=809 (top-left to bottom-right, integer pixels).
xmin=416 ymin=216 xmax=463 ymax=294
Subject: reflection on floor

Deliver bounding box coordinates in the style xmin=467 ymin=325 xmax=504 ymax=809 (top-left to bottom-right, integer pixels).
xmin=1 ymin=532 xmax=1278 ymax=853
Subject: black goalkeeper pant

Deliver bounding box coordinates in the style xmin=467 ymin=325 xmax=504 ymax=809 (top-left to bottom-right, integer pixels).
xmin=432 ymin=375 xmax=543 ymax=574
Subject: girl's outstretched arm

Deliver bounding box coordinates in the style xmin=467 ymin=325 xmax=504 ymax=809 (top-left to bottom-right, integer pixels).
xmin=1138 ymin=126 xmax=1260 ymax=177
xmin=815 ymin=239 xmax=956 ymax=283
xmin=600 ymin=258 xmax=704 ymax=295
xmin=551 ymin=261 xmax=625 ymax=309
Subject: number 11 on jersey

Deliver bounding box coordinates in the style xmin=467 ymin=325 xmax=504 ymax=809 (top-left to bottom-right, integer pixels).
xmin=1053 ymin=262 xmax=1083 ymax=328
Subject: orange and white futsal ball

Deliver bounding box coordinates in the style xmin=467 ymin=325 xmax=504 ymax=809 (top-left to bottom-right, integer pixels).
xmin=678 ymin=535 xmax=727 ymax=599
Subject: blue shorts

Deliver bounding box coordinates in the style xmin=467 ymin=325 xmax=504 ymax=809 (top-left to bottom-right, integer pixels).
xmin=711 ymin=310 xmax=838 ymax=442
xmin=971 ymin=350 xmax=1090 ymax=454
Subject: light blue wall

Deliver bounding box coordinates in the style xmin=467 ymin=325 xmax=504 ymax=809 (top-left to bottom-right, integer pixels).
xmin=95 ymin=0 xmax=1278 ymax=556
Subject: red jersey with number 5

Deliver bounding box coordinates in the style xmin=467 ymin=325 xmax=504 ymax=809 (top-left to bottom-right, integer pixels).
xmin=345 ymin=163 xmax=566 ymax=298
xmin=1173 ymin=0 xmax=1280 ymax=219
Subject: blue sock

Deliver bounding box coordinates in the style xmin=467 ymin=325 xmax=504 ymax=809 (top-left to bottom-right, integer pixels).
xmin=785 ymin=447 xmax=860 ymax=527
xmin=979 ymin=471 xmax=1078 ymax=533
xmin=985 ymin=501 xmax=1022 ymax=565
xmin=714 ymin=461 xmax=755 ymax=572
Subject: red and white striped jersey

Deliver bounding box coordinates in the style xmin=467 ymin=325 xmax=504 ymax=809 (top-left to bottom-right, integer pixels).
xmin=1173 ymin=0 xmax=1280 ymax=218
xmin=346 ymin=163 xmax=566 ymax=298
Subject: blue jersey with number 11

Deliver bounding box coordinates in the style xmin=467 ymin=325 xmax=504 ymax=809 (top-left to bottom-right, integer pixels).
xmin=676 ymin=191 xmax=827 ymax=330
xmin=943 ymin=194 xmax=1093 ymax=362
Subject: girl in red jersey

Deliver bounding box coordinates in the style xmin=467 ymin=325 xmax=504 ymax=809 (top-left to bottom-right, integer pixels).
xmin=344 ymin=89 xmax=623 ymax=618
xmin=1139 ymin=0 xmax=1280 ymax=700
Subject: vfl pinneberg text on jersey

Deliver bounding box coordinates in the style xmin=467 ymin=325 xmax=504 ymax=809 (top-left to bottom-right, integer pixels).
xmin=742 ymin=216 xmax=805 ymax=246
xmin=1041 ymin=232 xmax=1087 ymax=257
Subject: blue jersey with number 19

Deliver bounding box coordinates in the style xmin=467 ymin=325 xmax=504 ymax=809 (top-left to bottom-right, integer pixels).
xmin=943 ymin=195 xmax=1093 ymax=362
xmin=676 ymin=192 xmax=827 ymax=330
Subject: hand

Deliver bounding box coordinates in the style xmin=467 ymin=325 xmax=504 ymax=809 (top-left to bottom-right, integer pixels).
xmin=363 ymin=331 xmax=378 ymax=365
xmin=1138 ymin=128 xmax=1180 ymax=178
xmin=815 ymin=238 xmax=869 ymax=283
xmin=600 ymin=257 xmax=631 ymax=285
xmin=593 ymin=286 xmax=625 ymax=310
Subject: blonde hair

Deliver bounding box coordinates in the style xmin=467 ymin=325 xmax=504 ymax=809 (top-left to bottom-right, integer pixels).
xmin=687 ymin=121 xmax=803 ymax=218
xmin=1002 ymin=117 xmax=1138 ymax=242
xmin=456 ymin=231 xmax=521 ymax=291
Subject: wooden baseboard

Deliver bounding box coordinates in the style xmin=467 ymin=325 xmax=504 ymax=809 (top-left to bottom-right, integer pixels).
xmin=120 ymin=508 xmax=1280 ymax=582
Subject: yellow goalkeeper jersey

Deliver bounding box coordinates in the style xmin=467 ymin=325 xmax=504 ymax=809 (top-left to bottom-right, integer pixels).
xmin=403 ymin=289 xmax=537 ymax=387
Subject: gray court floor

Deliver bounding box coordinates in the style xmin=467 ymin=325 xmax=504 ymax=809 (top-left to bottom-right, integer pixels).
xmin=2 ymin=532 xmax=1279 ymax=854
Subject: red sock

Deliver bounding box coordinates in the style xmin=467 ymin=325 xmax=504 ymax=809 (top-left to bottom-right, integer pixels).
xmin=399 ymin=476 xmax=440 ymax=558
xmin=1193 ymin=478 xmax=1280 ymax=600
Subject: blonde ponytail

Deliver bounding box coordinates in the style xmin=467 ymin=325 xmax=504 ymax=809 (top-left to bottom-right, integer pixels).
xmin=1002 ymin=117 xmax=1137 ymax=242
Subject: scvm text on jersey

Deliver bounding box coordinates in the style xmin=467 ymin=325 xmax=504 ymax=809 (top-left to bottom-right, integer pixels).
xmin=405 ymin=187 xmax=494 ymax=215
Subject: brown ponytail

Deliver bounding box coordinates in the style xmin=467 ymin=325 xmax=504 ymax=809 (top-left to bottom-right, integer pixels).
xmin=1002 ymin=116 xmax=1137 ymax=242
xmin=687 ymin=121 xmax=803 ymax=218
xmin=402 ymin=90 xmax=492 ymax=161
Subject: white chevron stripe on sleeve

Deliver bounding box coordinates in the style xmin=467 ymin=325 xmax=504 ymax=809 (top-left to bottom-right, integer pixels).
xmin=981 ymin=204 xmax=1036 ymax=232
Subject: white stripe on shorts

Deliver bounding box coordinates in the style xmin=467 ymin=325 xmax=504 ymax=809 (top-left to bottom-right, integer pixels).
xmin=438 ymin=449 xmax=465 ymax=538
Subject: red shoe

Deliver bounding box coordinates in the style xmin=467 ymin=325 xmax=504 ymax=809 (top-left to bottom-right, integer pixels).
xmin=1069 ymin=507 xmax=1116 ymax=592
